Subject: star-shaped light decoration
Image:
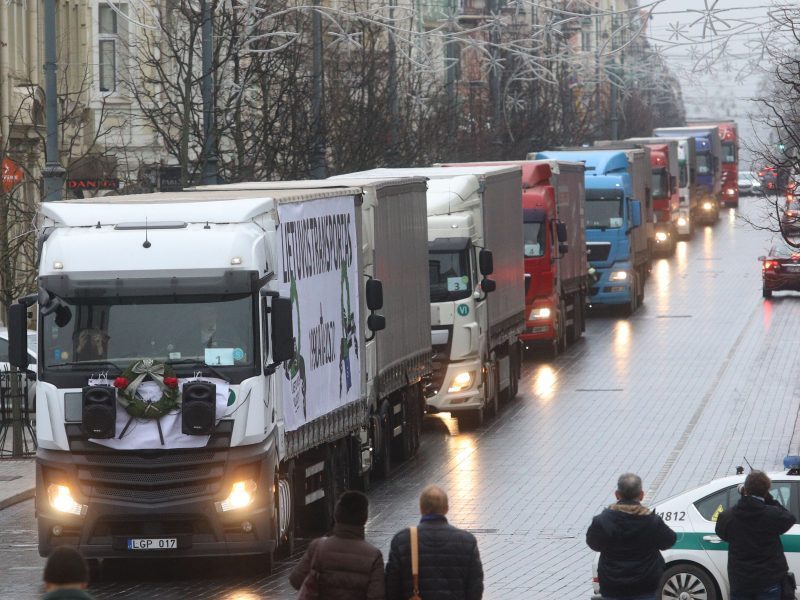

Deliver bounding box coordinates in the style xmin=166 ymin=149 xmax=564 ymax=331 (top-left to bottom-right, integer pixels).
xmin=687 ymin=0 xmax=731 ymax=39
xmin=666 ymin=20 xmax=688 ymax=41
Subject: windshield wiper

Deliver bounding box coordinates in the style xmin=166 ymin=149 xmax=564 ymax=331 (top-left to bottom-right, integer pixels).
xmin=48 ymin=359 xmax=121 ymax=371
xmin=166 ymin=359 xmax=230 ymax=383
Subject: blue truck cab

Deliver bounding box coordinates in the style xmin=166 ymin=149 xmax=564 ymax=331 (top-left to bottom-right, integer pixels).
xmin=654 ymin=126 xmax=721 ymax=223
xmin=535 ymin=150 xmax=646 ymax=314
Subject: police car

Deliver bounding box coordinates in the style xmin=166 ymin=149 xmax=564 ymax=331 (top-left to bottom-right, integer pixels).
xmin=591 ymin=458 xmax=800 ymax=600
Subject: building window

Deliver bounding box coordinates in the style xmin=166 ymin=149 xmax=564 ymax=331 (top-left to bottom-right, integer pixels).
xmin=581 ymin=18 xmax=592 ymax=51
xmin=98 ymin=4 xmax=125 ymax=92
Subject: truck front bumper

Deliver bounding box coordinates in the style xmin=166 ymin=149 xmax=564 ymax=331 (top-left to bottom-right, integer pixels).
xmin=36 ymin=441 xmax=277 ymax=559
xmin=589 ymin=268 xmax=632 ymax=306
xmin=426 ymin=359 xmax=484 ymax=413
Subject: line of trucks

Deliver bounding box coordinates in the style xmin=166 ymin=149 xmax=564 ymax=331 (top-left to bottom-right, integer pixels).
xmin=6 ymin=121 xmax=738 ymax=566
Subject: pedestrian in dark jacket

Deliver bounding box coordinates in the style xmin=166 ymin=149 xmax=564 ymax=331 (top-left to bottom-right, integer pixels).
xmin=715 ymin=470 xmax=796 ymax=600
xmin=290 ymin=490 xmax=385 ymax=600
xmin=42 ymin=546 xmax=95 ymax=600
xmin=586 ymin=473 xmax=676 ymax=600
xmin=385 ymin=484 xmax=483 ymax=600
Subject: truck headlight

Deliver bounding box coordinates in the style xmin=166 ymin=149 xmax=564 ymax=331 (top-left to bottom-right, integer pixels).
xmin=47 ymin=484 xmax=87 ymax=516
xmin=216 ymin=480 xmax=258 ymax=512
xmin=609 ymin=271 xmax=628 ymax=281
xmin=655 ymin=231 xmax=668 ymax=242
xmin=726 ymin=188 xmax=735 ymax=196
xmin=703 ymin=201 xmax=714 ymax=210
xmin=677 ymin=217 xmax=687 ymax=227
xmin=447 ymin=371 xmax=475 ymax=393
xmin=529 ymin=307 xmax=551 ymax=320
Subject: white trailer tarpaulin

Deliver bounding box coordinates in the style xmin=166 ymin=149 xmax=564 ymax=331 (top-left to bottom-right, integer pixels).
xmin=276 ymin=196 xmax=362 ymax=432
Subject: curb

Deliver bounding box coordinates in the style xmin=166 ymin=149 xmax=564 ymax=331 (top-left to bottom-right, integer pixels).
xmin=0 ymin=487 xmax=35 ymax=510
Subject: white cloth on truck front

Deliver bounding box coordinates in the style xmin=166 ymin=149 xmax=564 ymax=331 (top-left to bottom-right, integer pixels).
xmin=87 ymin=377 xmax=229 ymax=450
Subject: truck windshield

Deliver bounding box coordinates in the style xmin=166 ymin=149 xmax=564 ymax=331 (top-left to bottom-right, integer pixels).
xmin=651 ymin=168 xmax=670 ymax=199
xmin=429 ymin=250 xmax=471 ymax=302
xmin=697 ymin=153 xmax=712 ymax=175
xmin=721 ymin=142 xmax=736 ymax=164
xmin=585 ymin=190 xmax=624 ymax=229
xmin=524 ymin=221 xmax=546 ymax=257
xmin=41 ymin=293 xmax=257 ymax=374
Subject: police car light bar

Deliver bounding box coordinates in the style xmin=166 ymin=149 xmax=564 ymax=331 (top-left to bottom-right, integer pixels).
xmin=783 ymin=456 xmax=800 ymax=471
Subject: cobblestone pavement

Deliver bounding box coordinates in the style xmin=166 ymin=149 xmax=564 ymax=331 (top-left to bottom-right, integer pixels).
xmin=1 ymin=203 xmax=796 ymax=599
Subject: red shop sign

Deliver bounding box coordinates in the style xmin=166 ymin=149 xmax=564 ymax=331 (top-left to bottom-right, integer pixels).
xmin=1 ymin=157 xmax=24 ymax=193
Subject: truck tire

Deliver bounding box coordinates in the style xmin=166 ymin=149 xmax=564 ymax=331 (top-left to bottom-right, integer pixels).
xmin=376 ymin=401 xmax=393 ymax=479
xmin=507 ymin=344 xmax=520 ymax=401
xmin=568 ymin=295 xmax=582 ymax=344
xmin=623 ymin=275 xmax=638 ymax=317
xmin=484 ymin=362 xmax=499 ymax=418
xmin=459 ymin=406 xmax=484 ymax=429
xmin=557 ymin=301 xmax=568 ymax=353
xmin=274 ymin=462 xmax=295 ymax=560
xmin=763 ymin=286 xmax=773 ymax=299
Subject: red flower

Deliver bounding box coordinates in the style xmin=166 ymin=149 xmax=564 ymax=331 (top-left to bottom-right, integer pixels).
xmin=113 ymin=377 xmax=129 ymax=389
xmin=163 ymin=377 xmax=179 ymax=389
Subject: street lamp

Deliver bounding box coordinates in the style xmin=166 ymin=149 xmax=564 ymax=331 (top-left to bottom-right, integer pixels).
xmin=42 ymin=0 xmax=65 ymax=201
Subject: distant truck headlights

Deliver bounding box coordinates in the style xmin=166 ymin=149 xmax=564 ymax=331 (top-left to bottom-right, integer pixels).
xmin=529 ymin=307 xmax=551 ymax=320
xmin=47 ymin=484 xmax=87 ymax=516
xmin=726 ymin=188 xmax=736 ymax=196
xmin=677 ymin=217 xmax=688 ymax=227
xmin=216 ymin=479 xmax=258 ymax=512
xmin=609 ymin=270 xmax=628 ymax=282
xmin=702 ymin=201 xmax=714 ymax=211
xmin=655 ymin=231 xmax=668 ymax=243
xmin=447 ymin=371 xmax=475 ymax=394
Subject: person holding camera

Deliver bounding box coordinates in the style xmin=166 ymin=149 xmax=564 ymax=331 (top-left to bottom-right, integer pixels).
xmin=715 ymin=470 xmax=797 ymax=600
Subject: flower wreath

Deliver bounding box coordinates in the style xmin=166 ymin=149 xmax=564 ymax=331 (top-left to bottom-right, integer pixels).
xmin=112 ymin=358 xmax=181 ymax=420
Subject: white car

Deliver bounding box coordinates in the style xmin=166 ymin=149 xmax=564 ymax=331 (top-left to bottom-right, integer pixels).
xmin=0 ymin=328 xmax=38 ymax=411
xmin=592 ymin=458 xmax=800 ymax=599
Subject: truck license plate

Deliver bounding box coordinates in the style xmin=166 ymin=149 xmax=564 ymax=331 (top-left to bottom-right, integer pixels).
xmin=127 ymin=538 xmax=177 ymax=550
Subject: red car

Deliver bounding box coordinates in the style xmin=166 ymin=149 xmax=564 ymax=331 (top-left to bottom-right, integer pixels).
xmin=761 ymin=245 xmax=800 ymax=298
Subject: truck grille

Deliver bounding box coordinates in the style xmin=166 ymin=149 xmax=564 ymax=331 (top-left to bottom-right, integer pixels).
xmin=587 ymin=243 xmax=611 ymax=262
xmin=63 ymin=422 xmax=233 ymax=504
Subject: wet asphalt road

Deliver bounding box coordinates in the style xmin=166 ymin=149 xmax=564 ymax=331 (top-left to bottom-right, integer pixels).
xmin=2 ymin=199 xmax=797 ymax=599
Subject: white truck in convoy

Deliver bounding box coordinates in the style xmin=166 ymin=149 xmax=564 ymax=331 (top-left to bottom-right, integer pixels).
xmin=8 ymin=179 xmax=431 ymax=564
xmin=334 ymin=167 xmax=525 ymax=428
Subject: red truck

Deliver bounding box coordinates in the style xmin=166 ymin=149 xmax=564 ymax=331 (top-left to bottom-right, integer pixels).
xmin=688 ymin=119 xmax=739 ymax=207
xmin=630 ymin=140 xmax=680 ymax=256
xmin=441 ymin=160 xmax=589 ymax=357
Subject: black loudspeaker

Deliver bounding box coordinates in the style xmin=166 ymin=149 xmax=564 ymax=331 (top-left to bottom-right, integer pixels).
xmin=82 ymin=386 xmax=116 ymax=438
xmin=181 ymin=381 xmax=216 ymax=435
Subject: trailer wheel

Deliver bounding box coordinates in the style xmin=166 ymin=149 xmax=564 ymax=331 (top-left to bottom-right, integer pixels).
xmin=763 ymin=286 xmax=773 ymax=299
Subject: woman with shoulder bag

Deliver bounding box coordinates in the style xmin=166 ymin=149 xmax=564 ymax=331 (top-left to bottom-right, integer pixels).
xmin=290 ymin=491 xmax=386 ymax=600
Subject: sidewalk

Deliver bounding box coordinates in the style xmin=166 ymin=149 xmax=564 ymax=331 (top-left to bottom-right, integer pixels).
xmin=0 ymin=459 xmax=35 ymax=510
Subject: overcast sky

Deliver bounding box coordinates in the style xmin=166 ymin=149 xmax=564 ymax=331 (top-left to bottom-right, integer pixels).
xmin=647 ymin=0 xmax=778 ymax=167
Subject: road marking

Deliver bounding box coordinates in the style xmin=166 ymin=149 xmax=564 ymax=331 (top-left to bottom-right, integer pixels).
xmin=647 ymin=301 xmax=760 ymax=501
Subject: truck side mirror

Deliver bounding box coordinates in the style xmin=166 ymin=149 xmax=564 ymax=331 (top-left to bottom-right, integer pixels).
xmin=479 ymin=249 xmax=494 ymax=276
xmin=480 ymin=278 xmax=496 ymax=293
xmin=630 ymin=200 xmax=642 ymax=228
xmin=367 ymin=314 xmax=386 ymax=333
xmin=8 ymin=303 xmax=29 ymax=370
xmin=555 ymin=222 xmax=568 ymax=243
xmin=270 ymin=297 xmax=295 ymax=364
xmin=366 ymin=278 xmax=383 ymax=311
